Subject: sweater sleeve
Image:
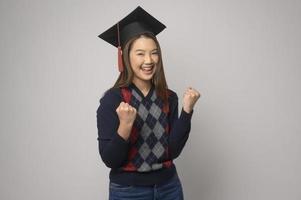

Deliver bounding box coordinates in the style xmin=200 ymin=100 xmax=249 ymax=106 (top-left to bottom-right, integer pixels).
xmin=168 ymin=91 xmax=193 ymax=159
xmin=96 ymin=89 xmax=130 ymax=169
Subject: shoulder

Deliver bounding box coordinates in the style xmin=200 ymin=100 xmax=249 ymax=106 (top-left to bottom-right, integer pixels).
xmin=166 ymin=88 xmax=179 ymax=113
xmin=167 ymin=88 xmax=179 ymax=109
xmin=167 ymin=88 xmax=178 ymax=101
xmin=99 ymin=87 xmax=122 ymax=106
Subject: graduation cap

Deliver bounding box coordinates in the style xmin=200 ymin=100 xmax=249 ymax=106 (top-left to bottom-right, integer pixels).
xmin=98 ymin=6 xmax=166 ymax=72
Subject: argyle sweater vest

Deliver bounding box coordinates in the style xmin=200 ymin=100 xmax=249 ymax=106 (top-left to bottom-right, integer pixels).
xmin=120 ymin=86 xmax=173 ymax=172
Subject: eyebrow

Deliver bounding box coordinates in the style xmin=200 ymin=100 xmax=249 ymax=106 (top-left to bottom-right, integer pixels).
xmin=135 ymin=49 xmax=158 ymax=52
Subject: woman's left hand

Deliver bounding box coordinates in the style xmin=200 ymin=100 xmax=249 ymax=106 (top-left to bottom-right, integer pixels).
xmin=182 ymin=87 xmax=201 ymax=113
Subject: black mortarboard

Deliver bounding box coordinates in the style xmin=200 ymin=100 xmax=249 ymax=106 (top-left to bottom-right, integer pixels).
xmin=98 ymin=6 xmax=166 ymax=72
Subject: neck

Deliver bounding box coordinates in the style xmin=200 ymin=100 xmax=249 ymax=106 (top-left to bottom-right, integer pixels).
xmin=132 ymin=78 xmax=152 ymax=95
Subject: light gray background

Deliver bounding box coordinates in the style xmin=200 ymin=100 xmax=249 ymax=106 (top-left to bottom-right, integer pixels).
xmin=1 ymin=0 xmax=300 ymax=199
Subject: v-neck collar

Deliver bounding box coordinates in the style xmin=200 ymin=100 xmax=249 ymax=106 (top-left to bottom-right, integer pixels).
xmin=129 ymin=82 xmax=155 ymax=99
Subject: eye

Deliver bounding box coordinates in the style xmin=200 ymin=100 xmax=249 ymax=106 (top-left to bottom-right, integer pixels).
xmin=152 ymin=52 xmax=159 ymax=55
xmin=137 ymin=53 xmax=144 ymax=56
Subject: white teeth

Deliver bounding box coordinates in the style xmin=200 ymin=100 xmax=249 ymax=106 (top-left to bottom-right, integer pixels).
xmin=141 ymin=66 xmax=154 ymax=71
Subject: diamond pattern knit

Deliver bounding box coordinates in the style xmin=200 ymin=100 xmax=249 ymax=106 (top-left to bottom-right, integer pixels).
xmin=121 ymin=85 xmax=172 ymax=172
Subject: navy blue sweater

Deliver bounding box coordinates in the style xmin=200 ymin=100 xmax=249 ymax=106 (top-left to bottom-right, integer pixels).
xmin=96 ymin=83 xmax=193 ymax=186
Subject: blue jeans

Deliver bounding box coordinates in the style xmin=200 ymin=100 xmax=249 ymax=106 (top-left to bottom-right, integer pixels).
xmin=109 ymin=174 xmax=184 ymax=200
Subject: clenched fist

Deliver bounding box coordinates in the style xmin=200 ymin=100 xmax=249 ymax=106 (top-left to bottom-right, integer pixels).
xmin=183 ymin=87 xmax=201 ymax=113
xmin=116 ymin=102 xmax=137 ymax=140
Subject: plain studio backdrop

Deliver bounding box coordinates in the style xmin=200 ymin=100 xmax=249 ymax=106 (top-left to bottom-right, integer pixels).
xmin=1 ymin=0 xmax=300 ymax=199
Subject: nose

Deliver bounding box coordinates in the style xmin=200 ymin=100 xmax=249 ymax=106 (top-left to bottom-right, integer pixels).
xmin=144 ymin=53 xmax=153 ymax=64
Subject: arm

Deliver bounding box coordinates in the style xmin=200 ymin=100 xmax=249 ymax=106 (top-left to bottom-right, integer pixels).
xmin=96 ymin=90 xmax=130 ymax=169
xmin=168 ymin=93 xmax=193 ymax=159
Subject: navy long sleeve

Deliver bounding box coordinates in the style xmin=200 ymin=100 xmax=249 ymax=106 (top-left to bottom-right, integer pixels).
xmin=167 ymin=92 xmax=193 ymax=159
xmin=96 ymin=88 xmax=130 ymax=168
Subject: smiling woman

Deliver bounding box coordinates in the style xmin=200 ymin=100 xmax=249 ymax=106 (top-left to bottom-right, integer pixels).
xmin=114 ymin=32 xmax=169 ymax=103
xmin=96 ymin=6 xmax=201 ymax=200
xmin=130 ymin=37 xmax=158 ymax=79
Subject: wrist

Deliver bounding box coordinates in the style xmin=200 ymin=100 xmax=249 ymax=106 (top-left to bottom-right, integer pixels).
xmin=183 ymin=107 xmax=192 ymax=114
xmin=119 ymin=121 xmax=134 ymax=128
xmin=117 ymin=122 xmax=133 ymax=140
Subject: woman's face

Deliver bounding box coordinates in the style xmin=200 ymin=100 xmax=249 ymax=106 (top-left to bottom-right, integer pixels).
xmin=129 ymin=36 xmax=159 ymax=84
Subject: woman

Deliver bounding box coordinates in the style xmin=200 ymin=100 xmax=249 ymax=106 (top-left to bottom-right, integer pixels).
xmin=97 ymin=6 xmax=201 ymax=200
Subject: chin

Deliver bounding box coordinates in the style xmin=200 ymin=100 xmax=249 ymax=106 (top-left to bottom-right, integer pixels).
xmin=137 ymin=74 xmax=154 ymax=82
xmin=142 ymin=73 xmax=156 ymax=80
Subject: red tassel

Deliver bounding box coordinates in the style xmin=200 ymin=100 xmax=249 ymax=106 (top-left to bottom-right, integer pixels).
xmin=118 ymin=46 xmax=124 ymax=72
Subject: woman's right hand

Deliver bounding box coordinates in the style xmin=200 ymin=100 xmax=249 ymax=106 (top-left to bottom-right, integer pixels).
xmin=116 ymin=102 xmax=137 ymax=140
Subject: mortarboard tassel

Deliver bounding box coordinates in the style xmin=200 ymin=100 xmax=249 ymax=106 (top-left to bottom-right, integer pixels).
xmin=117 ymin=23 xmax=124 ymax=72
xmin=118 ymin=46 xmax=124 ymax=72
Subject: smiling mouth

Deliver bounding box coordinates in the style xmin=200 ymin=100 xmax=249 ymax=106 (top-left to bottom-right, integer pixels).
xmin=141 ymin=65 xmax=154 ymax=72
